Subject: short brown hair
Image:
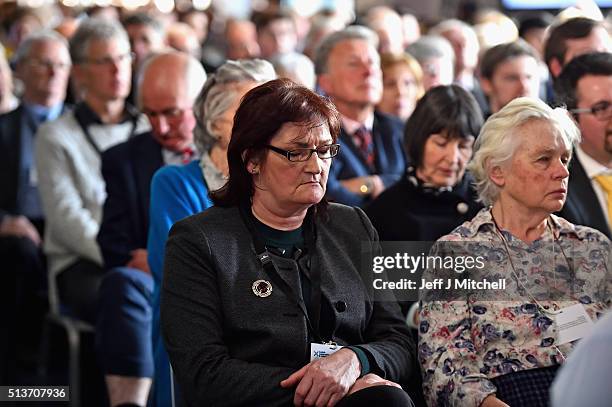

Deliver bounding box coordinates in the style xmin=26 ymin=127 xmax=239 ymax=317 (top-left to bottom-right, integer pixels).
xmin=544 ymin=17 xmax=605 ymax=68
xmin=211 ymin=78 xmax=341 ymax=211
xmin=480 ymin=40 xmax=538 ymax=80
xmin=252 ymin=9 xmax=294 ymax=32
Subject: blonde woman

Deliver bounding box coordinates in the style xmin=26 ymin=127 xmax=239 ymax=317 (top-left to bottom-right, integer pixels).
xmin=377 ymin=52 xmax=424 ymax=122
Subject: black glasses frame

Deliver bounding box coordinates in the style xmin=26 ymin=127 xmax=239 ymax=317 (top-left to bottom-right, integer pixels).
xmin=265 ymin=144 xmax=340 ymax=162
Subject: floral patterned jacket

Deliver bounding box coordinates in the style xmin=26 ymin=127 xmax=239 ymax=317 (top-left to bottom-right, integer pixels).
xmin=418 ymin=208 xmax=611 ymax=407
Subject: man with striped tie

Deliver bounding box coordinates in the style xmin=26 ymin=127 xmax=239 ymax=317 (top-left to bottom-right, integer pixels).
xmin=315 ymin=26 xmax=406 ymax=207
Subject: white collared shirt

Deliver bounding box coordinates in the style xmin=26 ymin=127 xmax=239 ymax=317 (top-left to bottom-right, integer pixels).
xmin=162 ymin=145 xmax=198 ymax=166
xmin=341 ymin=113 xmax=374 ymax=136
xmin=575 ymin=145 xmax=612 ymax=220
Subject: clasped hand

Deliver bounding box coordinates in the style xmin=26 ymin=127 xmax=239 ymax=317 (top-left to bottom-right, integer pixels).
xmin=280 ymin=348 xmax=401 ymax=407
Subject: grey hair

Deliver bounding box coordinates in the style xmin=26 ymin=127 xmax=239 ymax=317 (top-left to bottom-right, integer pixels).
xmin=270 ymin=52 xmax=315 ymax=89
xmin=429 ymin=19 xmax=477 ymax=39
xmin=406 ymin=35 xmax=455 ymax=64
xmin=69 ymin=18 xmax=130 ymax=64
xmin=303 ymin=15 xmax=345 ymax=56
xmin=135 ymin=50 xmax=207 ymax=110
xmin=314 ymin=25 xmax=379 ymax=75
xmin=193 ymin=59 xmax=276 ymax=154
xmin=468 ymin=97 xmax=581 ymax=206
xmin=14 ymin=30 xmax=69 ymax=65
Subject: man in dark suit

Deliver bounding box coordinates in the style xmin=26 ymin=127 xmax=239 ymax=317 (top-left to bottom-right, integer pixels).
xmin=315 ymin=26 xmax=405 ymax=207
xmin=555 ymin=52 xmax=612 ymax=238
xmin=0 ymin=31 xmax=71 ymax=383
xmin=94 ymin=50 xmax=206 ymax=406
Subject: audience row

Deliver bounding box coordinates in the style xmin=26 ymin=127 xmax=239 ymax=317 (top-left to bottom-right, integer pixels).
xmin=0 ymin=3 xmax=611 ymax=406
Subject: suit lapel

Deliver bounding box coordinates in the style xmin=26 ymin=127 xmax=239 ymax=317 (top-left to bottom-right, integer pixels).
xmin=132 ymin=134 xmax=163 ymax=198
xmin=0 ymin=108 xmax=23 ymax=211
xmin=340 ymin=123 xmax=381 ymax=174
xmin=372 ymin=114 xmax=387 ymax=171
xmin=130 ymin=133 xmax=164 ymax=232
xmin=567 ymin=156 xmax=610 ymax=237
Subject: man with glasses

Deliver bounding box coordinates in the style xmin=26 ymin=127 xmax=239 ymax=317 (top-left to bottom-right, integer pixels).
xmin=95 ymin=50 xmax=205 ymax=407
xmin=555 ymin=52 xmax=612 ymax=238
xmin=0 ymin=30 xmax=71 ymax=384
xmin=34 ymin=15 xmax=149 ymax=350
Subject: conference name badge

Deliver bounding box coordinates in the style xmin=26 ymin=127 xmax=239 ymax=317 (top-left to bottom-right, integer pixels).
xmin=554 ymin=303 xmax=594 ymax=345
xmin=310 ymin=342 xmax=343 ymax=362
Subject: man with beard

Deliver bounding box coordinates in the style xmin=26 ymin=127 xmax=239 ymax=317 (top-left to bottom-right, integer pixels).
xmin=315 ymin=26 xmax=405 ymax=207
xmin=555 ymin=52 xmax=612 ymax=238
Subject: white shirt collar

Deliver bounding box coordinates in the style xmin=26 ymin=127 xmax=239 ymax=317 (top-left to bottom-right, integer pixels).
xmin=162 ymin=145 xmax=197 ymax=166
xmin=340 ymin=113 xmax=374 ymax=136
xmin=575 ymin=145 xmax=612 ymax=179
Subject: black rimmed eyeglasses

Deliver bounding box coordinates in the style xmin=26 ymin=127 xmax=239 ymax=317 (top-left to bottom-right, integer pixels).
xmin=265 ymin=144 xmax=340 ymax=162
xmin=570 ymin=100 xmax=612 ymax=121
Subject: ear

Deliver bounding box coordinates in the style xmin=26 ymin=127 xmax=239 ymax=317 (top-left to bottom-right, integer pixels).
xmin=489 ymin=164 xmax=506 ymax=188
xmin=71 ymin=64 xmax=86 ymax=88
xmin=14 ymin=61 xmax=26 ymax=82
xmin=317 ymin=73 xmax=333 ymax=95
xmin=210 ymin=119 xmax=221 ymax=138
xmin=480 ymin=77 xmax=492 ymax=96
xmin=243 ymin=150 xmax=260 ymax=174
xmin=549 ymin=58 xmax=563 ymax=78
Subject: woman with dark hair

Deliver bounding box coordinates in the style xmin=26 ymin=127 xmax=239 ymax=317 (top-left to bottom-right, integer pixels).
xmin=366 ymin=84 xmax=484 ymax=242
xmin=419 ymin=97 xmax=610 ymax=407
xmin=160 ymin=79 xmax=416 ymax=406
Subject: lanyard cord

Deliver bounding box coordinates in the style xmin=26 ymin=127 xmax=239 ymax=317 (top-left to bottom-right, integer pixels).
xmin=74 ymin=104 xmax=137 ymax=156
xmin=490 ymin=211 xmax=570 ymax=362
xmin=490 ymin=211 xmax=573 ymax=316
xmin=239 ymin=203 xmax=323 ymax=342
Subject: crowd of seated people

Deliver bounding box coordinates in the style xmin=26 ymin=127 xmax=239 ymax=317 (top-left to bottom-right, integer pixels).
xmin=0 ymin=2 xmax=610 ymax=406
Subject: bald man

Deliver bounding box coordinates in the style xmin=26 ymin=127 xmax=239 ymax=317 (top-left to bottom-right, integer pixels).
xmin=166 ymin=22 xmax=201 ymax=60
xmin=96 ymin=51 xmax=206 ymax=407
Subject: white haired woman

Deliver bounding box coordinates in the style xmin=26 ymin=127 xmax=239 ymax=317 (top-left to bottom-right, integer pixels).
xmin=418 ymin=97 xmax=610 ymax=407
xmin=146 ymin=59 xmax=276 ymax=406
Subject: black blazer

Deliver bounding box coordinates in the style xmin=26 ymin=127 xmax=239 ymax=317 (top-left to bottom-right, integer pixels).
xmin=0 ymin=107 xmax=24 ymax=222
xmin=559 ymin=154 xmax=611 ymax=239
xmin=365 ymin=173 xmax=483 ymax=242
xmin=97 ymin=132 xmax=164 ymax=268
xmin=326 ymin=111 xmax=406 ymax=207
xmin=0 ymin=105 xmax=68 ymax=225
xmin=161 ymin=204 xmax=416 ymax=406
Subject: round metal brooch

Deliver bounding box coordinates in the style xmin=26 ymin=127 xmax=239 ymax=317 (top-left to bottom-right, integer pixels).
xmin=252 ymin=279 xmax=272 ymax=297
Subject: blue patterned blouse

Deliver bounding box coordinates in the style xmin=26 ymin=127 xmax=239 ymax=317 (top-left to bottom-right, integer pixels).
xmin=418 ymin=208 xmax=611 ymax=407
